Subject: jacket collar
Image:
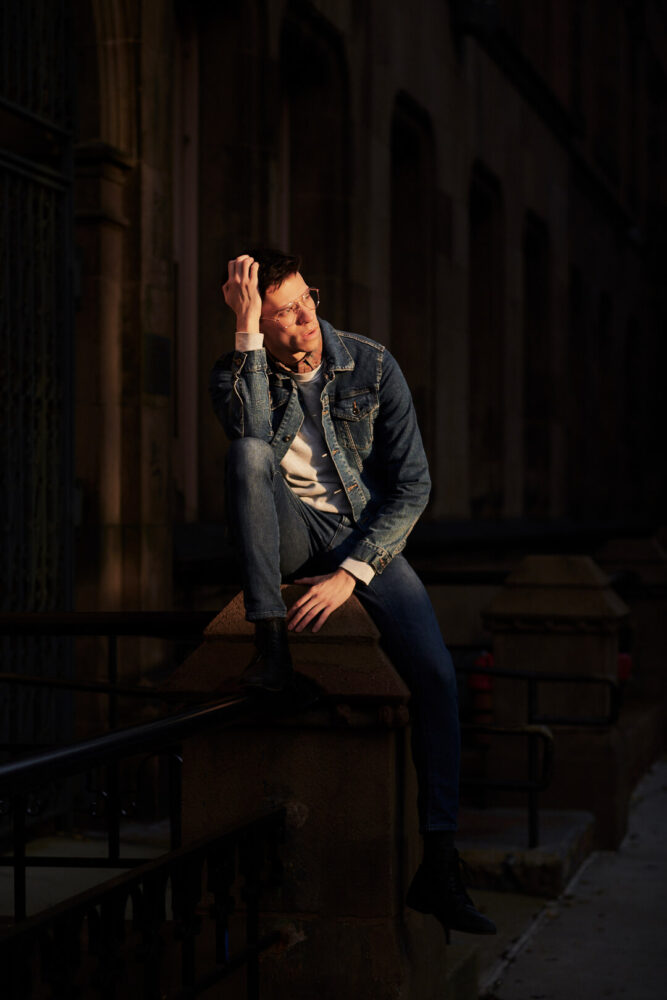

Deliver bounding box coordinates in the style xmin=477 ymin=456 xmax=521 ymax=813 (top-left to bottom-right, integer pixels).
xmin=266 ymin=318 xmax=355 ymax=380
xmin=320 ymin=318 xmax=355 ymax=373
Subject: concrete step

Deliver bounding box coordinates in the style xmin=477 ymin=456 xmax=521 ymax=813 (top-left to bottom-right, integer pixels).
xmin=457 ymin=806 xmax=595 ymax=897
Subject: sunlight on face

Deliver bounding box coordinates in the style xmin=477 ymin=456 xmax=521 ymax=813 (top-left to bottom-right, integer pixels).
xmin=260 ymin=272 xmax=322 ymax=363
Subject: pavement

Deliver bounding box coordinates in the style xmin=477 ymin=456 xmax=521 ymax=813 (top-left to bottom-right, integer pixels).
xmin=471 ymin=756 xmax=667 ymax=1000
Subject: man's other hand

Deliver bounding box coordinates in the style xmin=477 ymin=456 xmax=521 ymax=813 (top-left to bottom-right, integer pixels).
xmin=287 ymin=569 xmax=356 ymax=633
xmin=222 ymin=255 xmax=262 ymax=331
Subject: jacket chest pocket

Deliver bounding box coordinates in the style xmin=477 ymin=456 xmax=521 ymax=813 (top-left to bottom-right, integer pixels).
xmin=331 ymin=388 xmax=378 ymax=459
xmin=270 ymin=385 xmax=292 ymax=411
xmin=269 ymin=383 xmax=293 ymax=436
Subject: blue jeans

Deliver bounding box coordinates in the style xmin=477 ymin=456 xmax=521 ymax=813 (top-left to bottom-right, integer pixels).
xmin=226 ymin=437 xmax=460 ymax=832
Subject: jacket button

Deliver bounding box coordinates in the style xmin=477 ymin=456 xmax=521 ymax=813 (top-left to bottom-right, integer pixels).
xmin=283 ymin=435 xmax=292 ymax=442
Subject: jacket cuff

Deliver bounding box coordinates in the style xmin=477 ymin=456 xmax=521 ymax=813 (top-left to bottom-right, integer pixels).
xmin=348 ymin=538 xmax=395 ymax=574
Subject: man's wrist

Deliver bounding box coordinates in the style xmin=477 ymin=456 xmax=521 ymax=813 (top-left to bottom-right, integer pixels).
xmin=235 ymin=311 xmax=261 ymax=334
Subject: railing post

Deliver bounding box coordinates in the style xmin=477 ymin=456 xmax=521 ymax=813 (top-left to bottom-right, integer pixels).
xmin=106 ymin=633 xmax=121 ymax=862
xmin=106 ymin=761 xmax=121 ymax=862
xmin=527 ymin=730 xmax=539 ymax=848
xmin=169 ymin=750 xmax=183 ymax=850
xmin=13 ymin=793 xmax=27 ymax=921
xmin=240 ymin=833 xmax=261 ymax=1000
xmin=107 ymin=634 xmax=118 ymax=729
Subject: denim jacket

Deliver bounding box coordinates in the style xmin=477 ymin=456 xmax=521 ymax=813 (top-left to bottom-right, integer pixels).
xmin=209 ymin=318 xmax=430 ymax=574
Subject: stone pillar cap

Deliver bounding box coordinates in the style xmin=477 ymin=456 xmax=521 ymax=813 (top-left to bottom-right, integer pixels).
xmin=168 ymin=587 xmax=410 ymax=704
xmin=484 ymin=555 xmax=629 ymax=623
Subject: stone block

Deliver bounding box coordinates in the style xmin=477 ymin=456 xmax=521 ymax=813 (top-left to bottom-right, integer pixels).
xmin=167 ymin=589 xmax=467 ymax=997
xmin=596 ymin=534 xmax=667 ymax=702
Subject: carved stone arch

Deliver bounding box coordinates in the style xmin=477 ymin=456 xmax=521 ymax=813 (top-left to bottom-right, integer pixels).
xmin=522 ymin=210 xmax=551 ymax=517
xmin=279 ymin=1 xmax=351 ymax=321
xmin=73 ymin=0 xmax=137 ymax=155
xmin=390 ymin=91 xmax=437 ymax=488
xmin=468 ymin=162 xmax=506 ymax=519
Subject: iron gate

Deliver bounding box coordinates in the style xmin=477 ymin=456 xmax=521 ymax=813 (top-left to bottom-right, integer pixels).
xmin=0 ymin=1 xmax=75 ymax=779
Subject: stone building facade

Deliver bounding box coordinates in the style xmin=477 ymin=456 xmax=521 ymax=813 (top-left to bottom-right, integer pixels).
xmin=3 ymin=0 xmax=666 ymax=620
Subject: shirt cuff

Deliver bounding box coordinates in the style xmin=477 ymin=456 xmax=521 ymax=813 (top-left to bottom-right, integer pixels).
xmin=341 ymin=556 xmax=375 ymax=586
xmin=235 ymin=332 xmax=264 ymax=352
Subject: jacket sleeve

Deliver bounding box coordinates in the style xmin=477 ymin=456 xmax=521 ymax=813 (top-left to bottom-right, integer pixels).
xmin=345 ymin=349 xmax=431 ymax=574
xmin=209 ymin=348 xmax=273 ymax=441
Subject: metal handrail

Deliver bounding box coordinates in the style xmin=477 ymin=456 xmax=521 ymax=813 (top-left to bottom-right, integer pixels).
xmin=0 ymin=610 xmax=216 ymax=755
xmin=460 ymin=722 xmax=555 ymax=847
xmin=0 ymin=694 xmax=254 ymax=796
xmin=0 ymin=692 xmax=277 ymax=922
xmin=453 ymin=652 xmax=622 ymax=846
xmin=0 ymin=611 xmax=214 ymax=636
xmin=454 ymin=659 xmax=621 ymax=726
xmin=0 ymin=670 xmax=204 ymax=702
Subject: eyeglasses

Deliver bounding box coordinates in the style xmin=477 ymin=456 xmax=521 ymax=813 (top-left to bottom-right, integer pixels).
xmin=262 ymin=288 xmax=320 ymax=327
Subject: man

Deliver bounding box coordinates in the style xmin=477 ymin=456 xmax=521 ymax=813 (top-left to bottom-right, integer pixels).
xmin=209 ymin=249 xmax=496 ymax=940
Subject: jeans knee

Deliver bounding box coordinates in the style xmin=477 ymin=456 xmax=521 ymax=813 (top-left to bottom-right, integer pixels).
xmin=227 ymin=437 xmax=275 ymax=484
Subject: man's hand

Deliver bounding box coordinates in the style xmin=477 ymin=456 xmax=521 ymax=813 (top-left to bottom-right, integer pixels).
xmin=222 ymin=255 xmax=262 ymax=332
xmin=287 ymin=569 xmax=356 ymax=633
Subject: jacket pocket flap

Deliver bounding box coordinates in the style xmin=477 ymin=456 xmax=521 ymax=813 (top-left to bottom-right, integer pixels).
xmin=331 ymin=388 xmax=378 ymax=420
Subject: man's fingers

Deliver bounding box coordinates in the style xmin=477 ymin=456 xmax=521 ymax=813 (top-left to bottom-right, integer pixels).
xmin=227 ymin=255 xmax=256 ymax=282
xmin=310 ymin=606 xmax=332 ymax=634
xmin=288 ymin=599 xmax=319 ymax=632
xmin=292 ymin=601 xmax=327 ymax=633
xmin=287 ymin=590 xmax=319 ymax=619
xmin=287 ymin=571 xmax=355 ymax=632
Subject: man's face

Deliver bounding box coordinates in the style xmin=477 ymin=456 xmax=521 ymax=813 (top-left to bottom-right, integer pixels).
xmin=259 ymin=271 xmax=322 ymax=364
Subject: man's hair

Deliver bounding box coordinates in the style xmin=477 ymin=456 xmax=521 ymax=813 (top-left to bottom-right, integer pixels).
xmin=245 ymin=247 xmax=302 ymax=299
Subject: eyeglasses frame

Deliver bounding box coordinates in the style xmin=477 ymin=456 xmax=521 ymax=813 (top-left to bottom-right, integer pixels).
xmin=261 ymin=287 xmax=320 ymax=328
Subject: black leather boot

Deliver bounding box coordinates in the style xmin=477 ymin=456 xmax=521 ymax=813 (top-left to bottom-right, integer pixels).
xmin=406 ymin=844 xmax=496 ymax=943
xmin=241 ymin=618 xmax=295 ymax=693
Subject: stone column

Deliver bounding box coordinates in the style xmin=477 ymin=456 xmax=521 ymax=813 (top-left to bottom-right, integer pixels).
xmin=481 ymin=555 xmax=666 ymax=847
xmin=168 ymin=587 xmax=473 ymax=1000
xmin=483 ymin=555 xmax=628 ymax=724
xmin=596 ymin=533 xmax=667 ymax=704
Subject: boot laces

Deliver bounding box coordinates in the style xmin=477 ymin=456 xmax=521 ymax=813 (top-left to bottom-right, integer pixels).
xmin=443 ymin=850 xmax=475 ymax=907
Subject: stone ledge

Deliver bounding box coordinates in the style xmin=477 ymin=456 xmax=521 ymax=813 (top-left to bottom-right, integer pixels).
xmin=203 ymin=586 xmax=381 ymax=642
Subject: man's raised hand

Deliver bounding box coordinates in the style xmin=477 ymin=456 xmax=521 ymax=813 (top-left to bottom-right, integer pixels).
xmin=222 ymin=255 xmax=262 ymax=332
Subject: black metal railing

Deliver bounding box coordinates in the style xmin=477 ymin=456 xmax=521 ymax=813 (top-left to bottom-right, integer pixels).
xmin=0 ymin=611 xmax=313 ymax=998
xmin=0 ymin=675 xmax=299 ymax=999
xmin=452 ymin=652 xmax=621 ymax=846
xmin=0 ymin=808 xmax=286 ymax=1000
xmin=0 ymin=611 xmax=213 ymax=735
xmin=455 ymin=659 xmax=621 ymax=728
xmin=0 ymin=693 xmax=266 ymax=923
xmin=0 ymin=611 xmax=217 ymax=888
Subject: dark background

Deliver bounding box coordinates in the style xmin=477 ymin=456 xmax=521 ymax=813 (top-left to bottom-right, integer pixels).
xmin=1 ymin=0 xmax=665 ymax=640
